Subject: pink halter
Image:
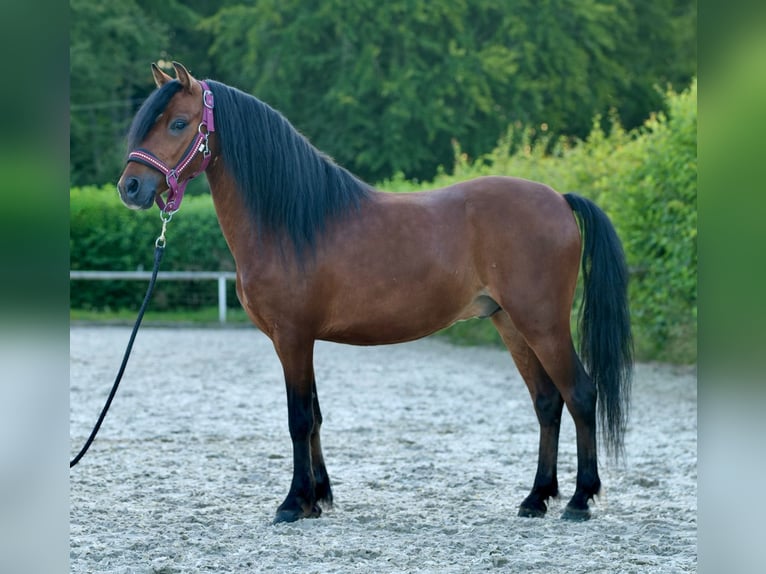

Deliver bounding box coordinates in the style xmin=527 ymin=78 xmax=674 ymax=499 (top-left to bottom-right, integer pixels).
xmin=127 ymin=80 xmax=215 ymax=213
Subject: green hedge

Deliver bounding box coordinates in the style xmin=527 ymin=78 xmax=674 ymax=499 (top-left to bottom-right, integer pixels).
xmin=70 ymin=189 xmax=236 ymax=311
xmin=602 ymin=81 xmax=697 ymax=362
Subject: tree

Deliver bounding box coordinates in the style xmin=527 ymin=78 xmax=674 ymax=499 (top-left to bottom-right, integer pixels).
xmin=71 ymin=0 xmax=696 ymax=185
xmin=69 ymin=0 xmax=219 ymax=185
xmin=202 ymin=0 xmax=695 ymax=182
xmin=70 ymin=0 xmax=169 ymax=184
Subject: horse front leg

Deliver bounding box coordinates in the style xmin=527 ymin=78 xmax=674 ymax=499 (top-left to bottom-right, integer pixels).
xmin=311 ymin=379 xmax=333 ymax=508
xmin=273 ymin=336 xmax=322 ymax=524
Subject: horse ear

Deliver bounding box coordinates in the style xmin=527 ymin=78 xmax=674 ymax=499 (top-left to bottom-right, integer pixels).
xmin=151 ymin=63 xmax=173 ymax=88
xmin=172 ymin=61 xmax=194 ymax=93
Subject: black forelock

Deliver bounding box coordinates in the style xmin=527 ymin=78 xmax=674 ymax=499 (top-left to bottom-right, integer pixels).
xmin=126 ymin=80 xmax=183 ymax=152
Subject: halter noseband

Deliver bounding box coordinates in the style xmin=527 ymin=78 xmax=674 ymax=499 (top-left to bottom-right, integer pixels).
xmin=127 ymin=80 xmax=215 ymax=213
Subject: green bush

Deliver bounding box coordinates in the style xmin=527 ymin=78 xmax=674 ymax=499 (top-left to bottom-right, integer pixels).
xmin=603 ymin=81 xmax=697 ymax=362
xmin=70 ymin=187 xmax=235 ymax=311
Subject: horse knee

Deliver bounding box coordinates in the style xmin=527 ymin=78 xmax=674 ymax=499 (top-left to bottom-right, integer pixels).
xmin=287 ymin=389 xmax=315 ymax=440
xmin=565 ymin=377 xmax=597 ymax=419
xmin=533 ymin=392 xmax=563 ymax=426
xmin=289 ymin=412 xmax=313 ymax=441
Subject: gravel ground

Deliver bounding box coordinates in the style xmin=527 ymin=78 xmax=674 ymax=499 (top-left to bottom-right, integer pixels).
xmin=70 ymin=326 xmax=696 ymax=573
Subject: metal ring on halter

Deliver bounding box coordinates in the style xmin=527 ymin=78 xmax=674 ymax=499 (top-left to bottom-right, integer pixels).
xmin=160 ymin=208 xmax=174 ymax=223
xmin=156 ymin=207 xmax=174 ymax=247
xmin=197 ymin=125 xmax=211 ymax=156
xmin=165 ymin=169 xmax=179 ymax=189
xmin=203 ymin=89 xmax=214 ymax=109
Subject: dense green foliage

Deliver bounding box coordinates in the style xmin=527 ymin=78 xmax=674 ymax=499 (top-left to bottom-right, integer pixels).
xmin=70 ymin=188 xmax=236 ymax=311
xmin=70 ymin=0 xmax=696 ymax=185
xmin=70 ymin=84 xmax=696 ymax=362
xmin=604 ymin=81 xmax=697 ymax=362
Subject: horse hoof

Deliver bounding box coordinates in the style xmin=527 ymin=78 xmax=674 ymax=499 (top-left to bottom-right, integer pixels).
xmin=273 ymin=508 xmax=302 ymax=524
xmin=273 ymin=504 xmax=322 ymax=525
xmin=518 ymin=494 xmax=548 ymax=518
xmin=561 ymin=505 xmax=591 ymax=521
xmin=518 ymin=505 xmax=546 ymax=518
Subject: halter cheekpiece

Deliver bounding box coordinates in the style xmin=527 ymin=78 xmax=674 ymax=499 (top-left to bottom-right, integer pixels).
xmin=127 ymin=80 xmax=215 ymax=213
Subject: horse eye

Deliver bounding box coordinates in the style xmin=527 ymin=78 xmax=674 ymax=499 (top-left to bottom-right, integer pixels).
xmin=171 ymin=119 xmax=187 ymax=131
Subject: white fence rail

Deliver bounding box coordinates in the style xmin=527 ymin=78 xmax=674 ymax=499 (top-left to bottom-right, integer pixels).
xmin=70 ymin=270 xmax=237 ymax=323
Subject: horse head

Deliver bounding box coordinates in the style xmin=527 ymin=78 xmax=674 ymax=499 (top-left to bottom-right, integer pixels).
xmin=117 ymin=62 xmax=215 ymax=213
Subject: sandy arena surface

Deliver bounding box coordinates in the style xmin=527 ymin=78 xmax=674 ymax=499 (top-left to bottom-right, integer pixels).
xmin=70 ymin=326 xmax=696 ymax=573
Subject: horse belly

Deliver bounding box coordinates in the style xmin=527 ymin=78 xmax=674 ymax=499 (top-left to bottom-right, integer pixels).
xmin=315 ymin=188 xmax=491 ymax=345
xmin=318 ymin=279 xmax=494 ymax=346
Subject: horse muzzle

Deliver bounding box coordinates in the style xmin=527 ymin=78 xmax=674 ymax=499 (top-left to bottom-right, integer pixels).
xmin=117 ymin=172 xmax=161 ymax=210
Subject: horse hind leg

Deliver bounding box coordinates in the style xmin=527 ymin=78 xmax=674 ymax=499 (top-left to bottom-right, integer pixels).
xmin=560 ymin=353 xmax=601 ymax=520
xmin=526 ymin=332 xmax=601 ymax=521
xmin=491 ymin=312 xmax=564 ymax=518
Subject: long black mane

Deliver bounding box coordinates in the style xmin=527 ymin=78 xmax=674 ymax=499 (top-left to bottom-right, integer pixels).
xmin=128 ymin=79 xmax=372 ymax=258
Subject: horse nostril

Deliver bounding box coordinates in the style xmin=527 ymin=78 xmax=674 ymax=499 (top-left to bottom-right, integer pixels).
xmin=125 ymin=176 xmax=140 ymax=198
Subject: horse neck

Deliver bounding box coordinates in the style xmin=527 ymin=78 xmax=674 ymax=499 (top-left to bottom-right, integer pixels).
xmin=205 ymin=156 xmax=258 ymax=261
xmin=205 ymin=153 xmax=299 ymax=274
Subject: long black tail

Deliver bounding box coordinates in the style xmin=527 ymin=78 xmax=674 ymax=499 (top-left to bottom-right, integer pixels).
xmin=564 ymin=193 xmax=633 ymax=458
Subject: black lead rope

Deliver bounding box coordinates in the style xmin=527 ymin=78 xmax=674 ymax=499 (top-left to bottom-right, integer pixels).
xmin=71 ymin=214 xmax=171 ymax=468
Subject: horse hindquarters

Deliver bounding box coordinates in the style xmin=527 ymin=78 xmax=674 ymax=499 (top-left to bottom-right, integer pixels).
xmin=486 ymin=188 xmax=631 ymax=519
